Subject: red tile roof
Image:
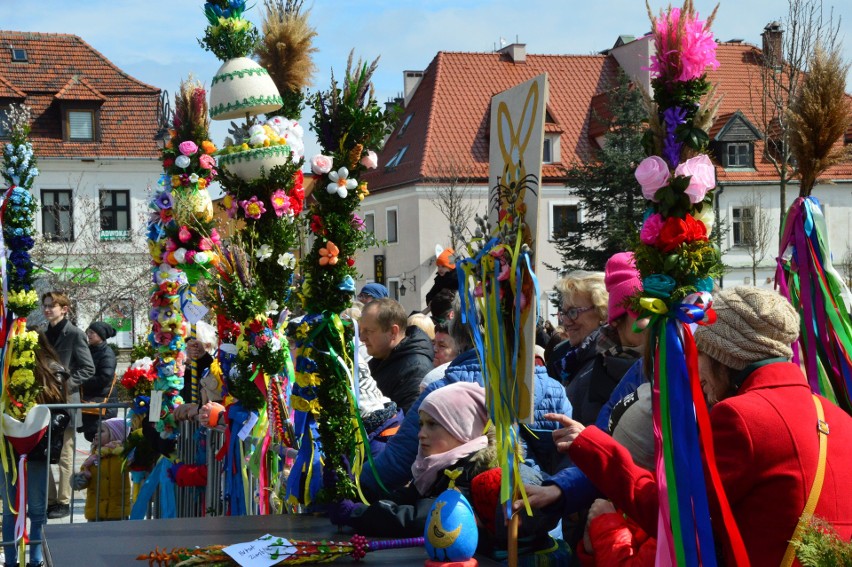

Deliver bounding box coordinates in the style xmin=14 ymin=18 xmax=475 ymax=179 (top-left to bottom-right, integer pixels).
xmin=364 ymin=42 xmax=852 ymax=192
xmin=55 ymin=76 xmax=106 ymax=101
xmin=0 ymin=31 xmax=161 ymax=159
xmin=700 ymin=42 xmax=852 ymax=181
xmin=0 ymin=74 xmax=25 ymax=99
xmin=364 ymin=50 xmax=619 ymax=191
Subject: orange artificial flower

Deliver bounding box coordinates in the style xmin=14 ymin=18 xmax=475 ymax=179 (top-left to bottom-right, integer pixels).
xmin=319 ymin=241 xmax=340 ymax=266
xmin=201 ymin=140 xmax=217 ymax=154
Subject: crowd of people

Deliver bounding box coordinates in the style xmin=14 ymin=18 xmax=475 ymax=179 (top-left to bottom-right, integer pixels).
xmin=7 ymin=247 xmax=852 ymax=566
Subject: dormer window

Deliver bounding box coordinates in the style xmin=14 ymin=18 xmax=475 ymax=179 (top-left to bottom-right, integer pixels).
xmin=398 ymin=113 xmax=414 ymax=137
xmin=66 ymin=109 xmax=95 ymax=141
xmin=725 ymin=142 xmax=753 ymax=168
xmin=385 ymin=145 xmax=408 ymax=169
xmin=11 ymin=49 xmax=28 ymax=62
xmin=543 ymin=134 xmax=561 ymax=164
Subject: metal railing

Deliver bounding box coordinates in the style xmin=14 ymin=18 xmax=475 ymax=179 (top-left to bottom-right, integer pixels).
xmin=0 ymin=401 xmax=285 ymax=557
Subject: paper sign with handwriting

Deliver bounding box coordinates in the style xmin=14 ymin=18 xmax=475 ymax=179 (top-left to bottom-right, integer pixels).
xmin=223 ymin=534 xmax=297 ymax=566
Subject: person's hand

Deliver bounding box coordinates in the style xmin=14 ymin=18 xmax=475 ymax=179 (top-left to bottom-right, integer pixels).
xmin=173 ymin=403 xmax=198 ymax=422
xmin=513 ymin=483 xmax=562 ymax=513
xmin=545 ymin=413 xmax=585 ymax=453
xmin=588 ymin=498 xmax=616 ymax=521
xmin=199 ymin=402 xmax=225 ymax=427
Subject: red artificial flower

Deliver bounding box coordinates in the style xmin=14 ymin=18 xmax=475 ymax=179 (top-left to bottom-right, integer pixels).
xmin=289 ymin=187 xmax=305 ymax=215
xmin=293 ymin=170 xmax=304 ymax=191
xmin=163 ymin=157 xmax=175 ymax=168
xmin=657 ymin=216 xmax=688 ymax=252
xmin=346 ymin=258 xmax=355 ymax=267
xmin=310 ymin=214 xmax=326 ymax=235
xmin=684 ymin=213 xmax=708 ymax=242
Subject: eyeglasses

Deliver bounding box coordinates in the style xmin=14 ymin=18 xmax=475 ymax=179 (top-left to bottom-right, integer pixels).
xmin=559 ymin=306 xmax=595 ymax=320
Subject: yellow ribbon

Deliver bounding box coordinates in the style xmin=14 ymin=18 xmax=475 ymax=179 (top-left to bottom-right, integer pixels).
xmin=291 ymin=396 xmax=321 ymax=416
xmin=640 ymin=297 xmax=669 ymax=314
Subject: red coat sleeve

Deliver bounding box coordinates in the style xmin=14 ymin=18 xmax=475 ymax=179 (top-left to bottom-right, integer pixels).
xmin=568 ymin=426 xmax=660 ymax=536
xmin=587 ymin=512 xmax=656 ymax=566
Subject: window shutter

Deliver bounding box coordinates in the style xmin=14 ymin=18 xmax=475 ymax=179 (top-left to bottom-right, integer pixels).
xmin=68 ymin=111 xmax=94 ymax=141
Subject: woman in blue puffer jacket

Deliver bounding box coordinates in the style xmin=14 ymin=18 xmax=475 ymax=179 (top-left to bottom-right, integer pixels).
xmin=359 ymin=306 xmax=572 ymax=500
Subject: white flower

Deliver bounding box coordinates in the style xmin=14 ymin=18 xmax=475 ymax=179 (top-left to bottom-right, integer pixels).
xmin=265 ymin=299 xmax=279 ymax=315
xmin=255 ymin=244 xmax=273 ymax=261
xmin=277 ymin=252 xmax=295 ymax=269
xmin=175 ymin=155 xmax=191 ymax=169
xmin=269 ymin=337 xmax=282 ymax=352
xmin=326 ymin=167 xmax=357 ymax=198
xmin=189 ymin=173 xmax=199 ymax=183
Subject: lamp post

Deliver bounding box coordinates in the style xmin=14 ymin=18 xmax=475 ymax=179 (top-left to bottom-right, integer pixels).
xmin=155 ymin=89 xmax=172 ymax=149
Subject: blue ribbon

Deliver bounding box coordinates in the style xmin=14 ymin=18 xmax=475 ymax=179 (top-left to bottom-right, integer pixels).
xmin=664 ymin=320 xmax=717 ymax=567
xmin=130 ymin=457 xmax=176 ymax=520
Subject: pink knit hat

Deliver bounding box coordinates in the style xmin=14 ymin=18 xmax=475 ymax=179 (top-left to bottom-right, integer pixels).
xmin=604 ymin=252 xmax=642 ymax=325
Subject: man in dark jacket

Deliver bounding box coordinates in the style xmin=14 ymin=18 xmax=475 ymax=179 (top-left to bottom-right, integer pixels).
xmin=360 ymin=298 xmax=433 ymax=413
xmin=42 ymin=291 xmax=95 ymax=519
xmin=81 ymin=321 xmax=118 ymax=442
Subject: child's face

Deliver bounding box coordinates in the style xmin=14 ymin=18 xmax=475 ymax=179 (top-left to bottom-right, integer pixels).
xmin=418 ymin=411 xmax=463 ymax=457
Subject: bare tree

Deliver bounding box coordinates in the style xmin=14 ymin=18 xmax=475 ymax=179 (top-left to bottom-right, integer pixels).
xmin=749 ymin=0 xmax=841 ymax=222
xmin=741 ymin=190 xmax=772 ymax=285
xmin=30 ymin=174 xmax=151 ymax=334
xmin=424 ymin=153 xmax=480 ymax=251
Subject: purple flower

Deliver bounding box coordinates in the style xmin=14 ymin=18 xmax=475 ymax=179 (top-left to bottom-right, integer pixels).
xmin=155 ymin=191 xmax=174 ymax=210
xmin=351 ymin=213 xmax=365 ymax=231
xmin=663 ymin=106 xmax=688 ymax=168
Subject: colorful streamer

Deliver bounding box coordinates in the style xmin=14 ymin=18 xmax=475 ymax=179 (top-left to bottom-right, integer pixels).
xmin=777 ymin=196 xmax=852 ymax=413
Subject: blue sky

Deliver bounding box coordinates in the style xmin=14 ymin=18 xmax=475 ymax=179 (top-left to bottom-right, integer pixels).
xmin=3 ymin=0 xmax=851 ymax=161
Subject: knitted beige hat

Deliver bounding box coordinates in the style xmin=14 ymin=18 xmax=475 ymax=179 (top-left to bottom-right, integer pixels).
xmin=694 ymin=287 xmax=800 ymax=370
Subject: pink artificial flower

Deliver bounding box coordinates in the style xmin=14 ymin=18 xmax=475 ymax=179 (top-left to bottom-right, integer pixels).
xmin=635 ymin=156 xmax=671 ymax=201
xmin=199 ymin=238 xmax=213 ymax=251
xmin=178 ymin=226 xmax=192 ymax=243
xmin=165 ymin=239 xmax=178 ymax=252
xmin=270 ymin=189 xmax=292 ymax=217
xmin=648 ymin=7 xmax=719 ymax=82
xmin=178 ymin=141 xmax=199 ymax=156
xmin=360 ymin=150 xmax=378 ymax=169
xmin=198 ymin=153 xmax=216 ymax=169
xmin=640 ymin=213 xmax=665 ymax=246
xmin=185 ymin=250 xmax=197 ymax=264
xmin=497 ymin=260 xmax=510 ymax=281
xmin=310 ymin=154 xmax=334 ymax=175
xmin=210 ymin=228 xmax=222 ymax=245
xmin=675 ymin=154 xmax=716 ymax=204
xmin=223 ymin=194 xmax=238 ymax=219
xmin=241 ymin=196 xmax=266 ymax=219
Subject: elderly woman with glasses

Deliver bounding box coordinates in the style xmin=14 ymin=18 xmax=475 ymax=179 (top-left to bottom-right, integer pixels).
xmin=546 ymin=270 xmax=608 ymax=389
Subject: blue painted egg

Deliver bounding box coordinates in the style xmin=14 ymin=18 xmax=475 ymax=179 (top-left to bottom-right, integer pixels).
xmin=423 ymin=489 xmax=478 ymax=562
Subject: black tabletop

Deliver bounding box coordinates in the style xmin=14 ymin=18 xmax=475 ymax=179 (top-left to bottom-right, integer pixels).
xmin=43 ymin=514 xmax=501 ymax=566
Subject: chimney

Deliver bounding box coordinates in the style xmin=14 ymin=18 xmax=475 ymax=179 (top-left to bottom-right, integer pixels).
xmin=499 ymin=43 xmax=527 ymax=64
xmin=403 ymin=71 xmax=424 ymax=107
xmin=762 ymin=21 xmax=783 ymax=68
xmin=385 ymin=94 xmax=403 ymax=114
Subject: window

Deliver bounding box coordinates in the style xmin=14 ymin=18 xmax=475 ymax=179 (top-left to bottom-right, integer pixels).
xmin=543 ymin=134 xmax=560 ymax=164
xmin=363 ymin=212 xmax=375 ymax=235
xmin=11 ymin=49 xmax=27 ymax=62
xmin=725 ymin=142 xmax=752 ymax=168
xmin=100 ymin=190 xmax=131 ymax=240
xmin=42 ymin=190 xmax=74 ymax=241
xmin=386 ymin=207 xmax=398 ymax=243
xmin=732 ymin=206 xmax=754 ymax=246
xmin=67 ymin=110 xmax=95 ymax=141
xmin=385 ymin=146 xmax=408 ymax=169
xmin=0 ymin=108 xmax=9 ymax=138
xmin=551 ymin=204 xmax=579 ymax=239
xmin=387 ymin=278 xmax=401 ymax=301
xmin=398 ymin=114 xmax=414 ymax=137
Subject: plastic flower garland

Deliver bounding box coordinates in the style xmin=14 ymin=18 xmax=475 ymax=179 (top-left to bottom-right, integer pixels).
xmin=4 ymin=324 xmax=40 ymax=420
xmin=120 ymin=357 xmax=157 ymax=399
xmin=632 ymin=3 xmax=747 ymax=566
xmin=287 ymin=53 xmax=397 ymax=504
xmin=158 ymin=78 xmax=220 ymax=285
xmin=1 ymin=104 xmax=40 ymax=317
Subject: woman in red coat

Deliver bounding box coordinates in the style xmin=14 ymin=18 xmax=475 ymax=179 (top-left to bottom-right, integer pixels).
xmin=549 ymin=287 xmax=852 ymax=567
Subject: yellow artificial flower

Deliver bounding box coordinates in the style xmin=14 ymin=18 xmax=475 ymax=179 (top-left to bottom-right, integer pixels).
xmin=10 ymin=349 xmax=35 ymax=367
xmin=11 ymin=368 xmax=34 ymax=387
xmin=171 ymin=175 xmax=182 ymax=188
xmin=198 ymin=178 xmax=208 ymax=189
xmin=357 ymin=182 xmax=369 ymax=201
